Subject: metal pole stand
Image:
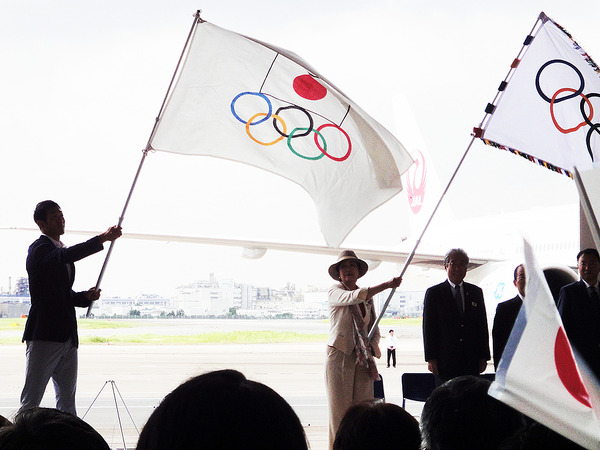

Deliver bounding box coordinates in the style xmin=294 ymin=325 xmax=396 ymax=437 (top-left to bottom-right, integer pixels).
xmin=82 ymin=380 xmax=139 ymax=450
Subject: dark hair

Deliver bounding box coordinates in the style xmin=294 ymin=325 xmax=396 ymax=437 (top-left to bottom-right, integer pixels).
xmin=33 ymin=200 xmax=60 ymax=223
xmin=444 ymin=248 xmax=469 ymax=266
xmin=421 ymin=376 xmax=525 ymax=450
xmin=333 ymin=401 xmax=420 ymax=450
xmin=577 ymin=248 xmax=600 ymax=263
xmin=136 ymin=369 xmax=308 ymax=450
xmin=513 ymin=264 xmax=524 ymax=282
xmin=500 ymin=421 xmax=585 ymax=450
xmin=0 ymin=416 xmax=11 ymax=430
xmin=0 ymin=407 xmax=109 ymax=450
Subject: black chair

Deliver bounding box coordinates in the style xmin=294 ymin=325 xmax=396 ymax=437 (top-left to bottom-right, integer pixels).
xmin=374 ymin=373 xmax=385 ymax=402
xmin=480 ymin=373 xmax=496 ymax=382
xmin=401 ymin=372 xmax=436 ymax=408
xmin=401 ymin=372 xmax=496 ymax=408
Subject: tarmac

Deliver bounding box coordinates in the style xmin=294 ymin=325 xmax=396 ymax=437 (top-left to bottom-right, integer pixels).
xmin=0 ymin=319 xmax=430 ymax=450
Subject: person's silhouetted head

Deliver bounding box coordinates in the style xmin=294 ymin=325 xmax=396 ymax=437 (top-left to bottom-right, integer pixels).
xmin=136 ymin=369 xmax=308 ymax=450
xmin=333 ymin=401 xmax=420 ymax=450
xmin=0 ymin=416 xmax=11 ymax=432
xmin=0 ymin=407 xmax=109 ymax=450
xmin=421 ymin=375 xmax=525 ymax=450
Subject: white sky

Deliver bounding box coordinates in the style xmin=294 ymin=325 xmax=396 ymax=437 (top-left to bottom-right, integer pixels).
xmin=0 ymin=0 xmax=594 ymax=297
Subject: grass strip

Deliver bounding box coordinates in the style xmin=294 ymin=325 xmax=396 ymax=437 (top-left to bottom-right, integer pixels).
xmin=81 ymin=330 xmax=328 ymax=345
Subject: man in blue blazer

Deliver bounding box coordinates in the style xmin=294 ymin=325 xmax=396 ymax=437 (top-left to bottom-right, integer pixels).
xmin=20 ymin=200 xmax=121 ymax=415
xmin=557 ymin=248 xmax=600 ymax=381
xmin=423 ymin=248 xmax=490 ymax=383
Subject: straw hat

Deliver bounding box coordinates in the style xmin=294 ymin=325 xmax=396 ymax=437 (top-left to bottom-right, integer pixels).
xmin=328 ymin=250 xmax=369 ymax=280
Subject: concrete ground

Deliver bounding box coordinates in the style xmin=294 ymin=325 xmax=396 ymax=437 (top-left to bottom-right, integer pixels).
xmin=0 ymin=319 xmax=430 ymax=450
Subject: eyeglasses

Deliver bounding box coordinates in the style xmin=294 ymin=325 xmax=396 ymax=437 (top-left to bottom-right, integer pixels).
xmin=447 ymin=260 xmax=468 ymax=267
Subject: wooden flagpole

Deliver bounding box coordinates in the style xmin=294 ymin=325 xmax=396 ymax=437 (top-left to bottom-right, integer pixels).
xmin=86 ymin=11 xmax=203 ymax=317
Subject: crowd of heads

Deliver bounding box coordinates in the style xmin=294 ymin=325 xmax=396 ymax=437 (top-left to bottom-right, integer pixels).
xmin=0 ymin=372 xmax=586 ymax=450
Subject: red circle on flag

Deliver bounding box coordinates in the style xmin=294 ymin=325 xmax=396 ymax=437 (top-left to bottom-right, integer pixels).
xmin=555 ymin=327 xmax=592 ymax=408
xmin=293 ymin=75 xmax=327 ymax=101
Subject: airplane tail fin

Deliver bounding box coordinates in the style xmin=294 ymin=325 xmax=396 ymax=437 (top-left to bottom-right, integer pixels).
xmin=392 ymin=92 xmax=454 ymax=247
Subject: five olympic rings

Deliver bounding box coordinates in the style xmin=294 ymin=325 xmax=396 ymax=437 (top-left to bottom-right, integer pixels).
xmin=535 ymin=59 xmax=598 ymax=161
xmin=230 ymin=91 xmax=352 ymax=162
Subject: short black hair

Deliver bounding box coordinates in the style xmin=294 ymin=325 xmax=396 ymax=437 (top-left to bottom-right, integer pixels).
xmin=421 ymin=376 xmax=525 ymax=450
xmin=0 ymin=407 xmax=109 ymax=450
xmin=577 ymin=248 xmax=600 ymax=263
xmin=136 ymin=369 xmax=308 ymax=450
xmin=33 ymin=200 xmax=60 ymax=223
xmin=333 ymin=401 xmax=420 ymax=450
xmin=513 ymin=264 xmax=524 ymax=282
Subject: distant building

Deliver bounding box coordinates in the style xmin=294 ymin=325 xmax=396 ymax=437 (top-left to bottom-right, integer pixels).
xmin=0 ymin=296 xmax=31 ymax=318
xmin=95 ymin=295 xmax=172 ymax=317
xmin=175 ymin=281 xmax=230 ymax=316
xmin=0 ymin=273 xmax=346 ymax=319
xmin=373 ymin=290 xmax=424 ymax=318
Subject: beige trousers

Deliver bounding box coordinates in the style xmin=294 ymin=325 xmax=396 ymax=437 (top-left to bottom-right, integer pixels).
xmin=325 ymin=346 xmax=374 ymax=449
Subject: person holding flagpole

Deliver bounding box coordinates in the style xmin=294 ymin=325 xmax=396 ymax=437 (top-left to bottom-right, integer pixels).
xmin=325 ymin=250 xmax=402 ymax=449
xmin=19 ymin=200 xmax=122 ymax=415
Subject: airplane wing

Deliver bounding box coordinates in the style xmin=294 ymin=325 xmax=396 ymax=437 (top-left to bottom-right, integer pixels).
xmin=0 ymin=227 xmax=491 ymax=271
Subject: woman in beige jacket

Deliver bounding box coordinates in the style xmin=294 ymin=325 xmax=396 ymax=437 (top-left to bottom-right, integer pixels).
xmin=325 ymin=250 xmax=402 ymax=448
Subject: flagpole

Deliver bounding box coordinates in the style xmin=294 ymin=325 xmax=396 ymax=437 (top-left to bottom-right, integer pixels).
xmin=86 ymin=11 xmax=203 ymax=317
xmin=368 ymin=12 xmax=547 ymax=339
xmin=368 ymin=135 xmax=478 ymax=340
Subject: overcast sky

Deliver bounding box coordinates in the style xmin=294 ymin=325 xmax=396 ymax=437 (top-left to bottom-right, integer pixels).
xmin=0 ymin=0 xmax=594 ymax=296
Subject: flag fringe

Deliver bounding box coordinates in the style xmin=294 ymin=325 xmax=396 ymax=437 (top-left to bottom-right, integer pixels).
xmin=481 ymin=138 xmax=573 ymax=178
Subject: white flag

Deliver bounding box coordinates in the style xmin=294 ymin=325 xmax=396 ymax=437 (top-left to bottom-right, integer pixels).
xmin=480 ymin=12 xmax=600 ymax=177
xmin=489 ymin=239 xmax=600 ymax=449
xmin=150 ymin=20 xmax=413 ymax=248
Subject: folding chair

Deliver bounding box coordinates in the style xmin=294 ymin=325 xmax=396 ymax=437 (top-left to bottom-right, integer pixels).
xmin=401 ymin=372 xmax=436 ymax=408
xmin=374 ymin=373 xmax=385 ymax=403
xmin=480 ymin=373 xmax=496 ymax=382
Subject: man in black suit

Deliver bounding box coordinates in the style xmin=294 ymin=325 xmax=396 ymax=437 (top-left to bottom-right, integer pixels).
xmin=557 ymin=248 xmax=600 ymax=381
xmin=423 ymin=248 xmax=490 ymax=383
xmin=492 ymin=264 xmax=525 ymax=370
xmin=20 ymin=200 xmax=121 ymax=415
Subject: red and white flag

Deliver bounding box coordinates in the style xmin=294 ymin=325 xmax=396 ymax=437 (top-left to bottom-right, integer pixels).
xmin=479 ymin=12 xmax=600 ymax=177
xmin=489 ymin=239 xmax=600 ymax=449
xmin=150 ymin=19 xmax=413 ymax=248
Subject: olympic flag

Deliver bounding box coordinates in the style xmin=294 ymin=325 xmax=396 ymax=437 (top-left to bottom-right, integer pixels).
xmin=479 ymin=12 xmax=600 ymax=177
xmin=489 ymin=240 xmax=600 ymax=449
xmin=149 ymin=19 xmax=413 ymax=248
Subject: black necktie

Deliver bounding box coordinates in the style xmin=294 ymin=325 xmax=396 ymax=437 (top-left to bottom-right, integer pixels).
xmin=589 ymin=286 xmax=600 ymax=314
xmin=455 ymin=286 xmax=464 ymax=316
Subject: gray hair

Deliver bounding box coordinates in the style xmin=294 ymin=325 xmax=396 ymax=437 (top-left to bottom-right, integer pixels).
xmin=444 ymin=248 xmax=469 ymax=266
